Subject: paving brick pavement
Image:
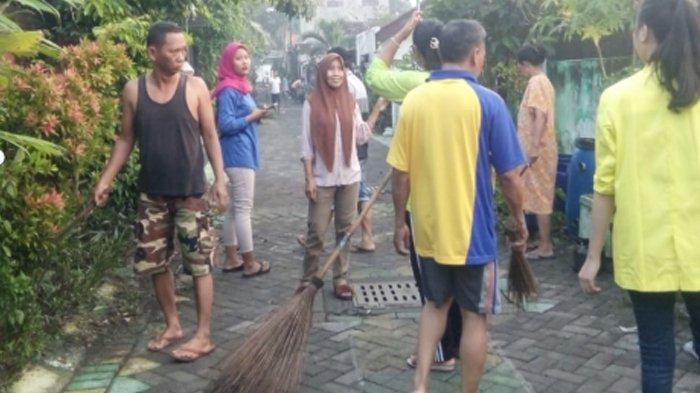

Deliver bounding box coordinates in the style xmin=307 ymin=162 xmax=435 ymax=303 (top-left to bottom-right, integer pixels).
xmin=62 ymin=104 xmax=699 ymax=393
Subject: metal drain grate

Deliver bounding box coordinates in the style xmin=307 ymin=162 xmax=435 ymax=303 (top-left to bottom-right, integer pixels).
xmin=353 ymin=281 xmax=422 ymax=308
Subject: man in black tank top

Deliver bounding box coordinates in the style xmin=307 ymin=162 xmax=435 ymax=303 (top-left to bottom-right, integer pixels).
xmin=93 ymin=22 xmax=228 ymax=362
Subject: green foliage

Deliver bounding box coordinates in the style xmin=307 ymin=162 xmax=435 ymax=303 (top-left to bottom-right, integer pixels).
xmin=269 ymin=0 xmax=317 ymax=20
xmin=0 ymin=0 xmax=79 ymax=57
xmin=532 ymin=0 xmax=635 ymax=77
xmin=0 ymin=39 xmax=137 ymax=380
xmin=299 ymin=19 xmax=360 ymax=57
xmin=491 ymin=61 xmax=528 ymax=115
xmin=425 ymin=0 xmax=544 ymax=63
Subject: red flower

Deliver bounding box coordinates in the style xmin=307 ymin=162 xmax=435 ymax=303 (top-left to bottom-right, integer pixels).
xmin=71 ymin=143 xmax=86 ymax=158
xmin=24 ymin=111 xmax=39 ymax=126
xmin=67 ymin=101 xmax=84 ymax=124
xmin=14 ymin=77 xmax=31 ymax=91
xmin=36 ymin=189 xmax=65 ymax=210
xmin=40 ymin=114 xmax=60 ymax=136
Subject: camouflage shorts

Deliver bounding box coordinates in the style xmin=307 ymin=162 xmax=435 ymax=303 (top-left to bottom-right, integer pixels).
xmin=133 ymin=193 xmax=215 ymax=277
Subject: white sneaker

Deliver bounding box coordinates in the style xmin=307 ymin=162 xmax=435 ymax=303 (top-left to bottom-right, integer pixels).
xmin=683 ymin=341 xmax=699 ymax=361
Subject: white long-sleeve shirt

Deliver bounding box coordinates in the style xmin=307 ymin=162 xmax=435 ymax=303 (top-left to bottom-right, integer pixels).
xmin=301 ymin=100 xmax=370 ymax=187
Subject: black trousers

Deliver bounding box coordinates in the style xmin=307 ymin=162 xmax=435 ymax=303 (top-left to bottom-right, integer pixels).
xmin=407 ymin=212 xmax=462 ymax=361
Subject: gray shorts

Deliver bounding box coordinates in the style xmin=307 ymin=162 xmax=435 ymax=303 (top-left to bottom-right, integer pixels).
xmin=418 ymin=257 xmax=501 ymax=315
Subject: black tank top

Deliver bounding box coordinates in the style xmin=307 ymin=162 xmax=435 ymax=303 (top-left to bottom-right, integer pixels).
xmin=134 ymin=74 xmax=206 ymax=197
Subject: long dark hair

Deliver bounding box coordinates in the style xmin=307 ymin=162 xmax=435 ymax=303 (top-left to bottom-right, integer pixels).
xmin=639 ymin=0 xmax=700 ymax=111
xmin=412 ymin=19 xmax=444 ymax=70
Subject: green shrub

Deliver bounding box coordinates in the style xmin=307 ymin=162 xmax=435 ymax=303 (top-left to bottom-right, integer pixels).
xmin=0 ymin=39 xmax=138 ymax=380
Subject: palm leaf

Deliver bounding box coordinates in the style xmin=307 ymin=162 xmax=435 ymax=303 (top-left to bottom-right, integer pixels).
xmin=0 ymin=130 xmax=65 ymax=156
xmin=0 ymin=30 xmax=43 ymax=55
xmin=10 ymin=0 xmax=59 ymax=18
xmin=0 ymin=14 xmax=21 ymax=31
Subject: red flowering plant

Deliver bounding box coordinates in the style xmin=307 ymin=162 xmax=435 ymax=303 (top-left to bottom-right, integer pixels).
xmin=0 ymin=39 xmax=138 ymax=375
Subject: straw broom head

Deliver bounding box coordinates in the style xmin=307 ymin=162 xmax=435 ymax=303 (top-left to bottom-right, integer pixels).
xmin=212 ymin=173 xmax=391 ymax=393
xmin=212 ymin=278 xmax=323 ymax=393
xmin=505 ymin=228 xmax=538 ymax=309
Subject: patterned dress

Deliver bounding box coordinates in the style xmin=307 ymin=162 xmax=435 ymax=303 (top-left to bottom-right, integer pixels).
xmin=517 ymin=73 xmax=557 ymax=215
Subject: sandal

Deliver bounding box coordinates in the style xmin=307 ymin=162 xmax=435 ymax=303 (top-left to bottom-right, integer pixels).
xmin=333 ymin=283 xmax=354 ymax=301
xmin=221 ymin=263 xmax=244 ymax=273
xmin=242 ymin=260 xmax=271 ymax=278
xmin=170 ymin=345 xmax=217 ymax=363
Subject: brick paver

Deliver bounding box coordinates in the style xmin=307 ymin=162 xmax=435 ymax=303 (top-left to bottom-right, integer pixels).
xmin=63 ymin=103 xmax=699 ymax=393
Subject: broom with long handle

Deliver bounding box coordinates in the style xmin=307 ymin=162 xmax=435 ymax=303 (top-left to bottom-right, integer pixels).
xmin=56 ymin=199 xmax=96 ymax=241
xmin=213 ymin=172 xmax=392 ymax=393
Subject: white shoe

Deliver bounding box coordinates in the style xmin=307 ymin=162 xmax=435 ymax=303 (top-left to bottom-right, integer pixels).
xmin=683 ymin=341 xmax=699 ymax=361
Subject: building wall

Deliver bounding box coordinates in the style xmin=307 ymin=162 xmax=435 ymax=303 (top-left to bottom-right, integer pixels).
xmin=548 ymin=57 xmax=633 ymax=153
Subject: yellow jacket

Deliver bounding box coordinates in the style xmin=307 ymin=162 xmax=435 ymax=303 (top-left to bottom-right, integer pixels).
xmin=595 ymin=66 xmax=700 ymax=291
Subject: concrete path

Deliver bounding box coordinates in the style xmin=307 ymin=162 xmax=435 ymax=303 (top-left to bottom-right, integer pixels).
xmin=60 ymin=103 xmax=700 ymax=393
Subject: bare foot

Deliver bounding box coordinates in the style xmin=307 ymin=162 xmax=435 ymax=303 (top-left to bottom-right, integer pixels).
xmin=171 ymin=335 xmax=216 ymax=362
xmin=147 ymin=327 xmax=183 ymax=352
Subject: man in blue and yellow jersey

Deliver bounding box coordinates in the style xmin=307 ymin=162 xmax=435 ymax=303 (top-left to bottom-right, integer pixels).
xmin=388 ymin=20 xmax=528 ymax=393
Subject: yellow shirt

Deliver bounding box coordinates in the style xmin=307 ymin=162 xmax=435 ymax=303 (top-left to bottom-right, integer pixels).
xmin=388 ymin=79 xmax=481 ymax=264
xmin=595 ymin=66 xmax=700 ymax=291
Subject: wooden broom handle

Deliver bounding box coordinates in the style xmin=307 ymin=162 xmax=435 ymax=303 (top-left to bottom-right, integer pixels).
xmin=314 ymin=171 xmax=393 ymax=282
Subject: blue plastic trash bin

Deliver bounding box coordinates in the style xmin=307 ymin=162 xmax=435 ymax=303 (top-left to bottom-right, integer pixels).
xmin=555 ymin=154 xmax=571 ymax=213
xmin=565 ymin=138 xmax=595 ymax=237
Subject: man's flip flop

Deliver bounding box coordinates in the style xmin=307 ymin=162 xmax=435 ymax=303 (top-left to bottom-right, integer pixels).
xmin=170 ymin=345 xmax=217 ymax=363
xmin=242 ymin=261 xmax=271 ymax=278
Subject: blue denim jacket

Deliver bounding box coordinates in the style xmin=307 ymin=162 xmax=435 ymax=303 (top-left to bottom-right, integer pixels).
xmin=216 ymin=88 xmax=260 ymax=170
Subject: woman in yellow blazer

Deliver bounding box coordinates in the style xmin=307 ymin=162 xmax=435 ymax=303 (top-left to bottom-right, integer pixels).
xmin=578 ymin=0 xmax=700 ymax=391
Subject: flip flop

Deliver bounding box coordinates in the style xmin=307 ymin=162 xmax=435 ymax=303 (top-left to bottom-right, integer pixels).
xmin=405 ymin=355 xmax=456 ymax=372
xmin=170 ymin=345 xmax=217 ymax=363
xmin=222 ymin=264 xmax=244 ymax=273
xmin=147 ymin=334 xmax=182 ymax=352
xmin=242 ymin=261 xmax=271 ymax=278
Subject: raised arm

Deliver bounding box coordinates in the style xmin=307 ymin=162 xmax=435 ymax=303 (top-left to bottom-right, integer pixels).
xmin=365 ymin=11 xmax=428 ymax=103
xmin=376 ymin=10 xmax=421 ymax=67
xmin=93 ymin=80 xmax=137 ymax=206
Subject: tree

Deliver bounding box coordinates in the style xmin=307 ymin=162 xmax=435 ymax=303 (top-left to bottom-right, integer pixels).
xmin=270 ymin=0 xmax=318 ymax=20
xmin=532 ymin=0 xmax=635 ymax=78
xmin=0 ymin=0 xmax=79 ymax=57
xmin=425 ymin=0 xmax=544 ymax=63
xmin=0 ymin=0 xmax=76 ymax=153
xmin=299 ymin=19 xmax=362 ymax=57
